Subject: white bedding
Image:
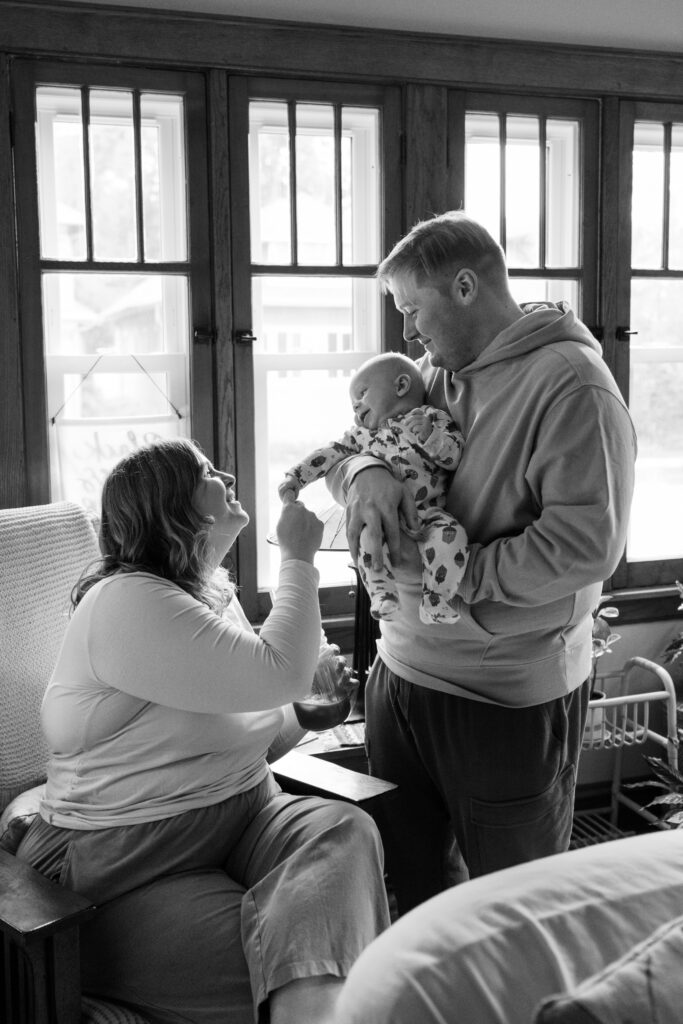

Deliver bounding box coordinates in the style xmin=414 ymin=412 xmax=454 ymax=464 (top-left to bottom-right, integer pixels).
xmin=336 ymin=830 xmax=683 ymax=1024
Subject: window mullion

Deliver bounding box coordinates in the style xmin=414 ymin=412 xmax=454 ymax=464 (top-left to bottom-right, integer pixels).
xmin=334 ymin=103 xmax=343 ymax=267
xmin=81 ymin=86 xmax=94 ymax=263
xmin=539 ymin=116 xmax=547 ymax=269
xmin=288 ymin=100 xmax=298 ymax=266
xmin=499 ymin=114 xmax=507 ymax=252
xmin=663 ymin=120 xmax=671 ymax=271
xmin=132 ymin=88 xmax=145 ymax=264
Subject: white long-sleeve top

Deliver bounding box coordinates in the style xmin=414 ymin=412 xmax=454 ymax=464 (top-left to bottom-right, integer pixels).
xmin=40 ymin=560 xmax=321 ymax=829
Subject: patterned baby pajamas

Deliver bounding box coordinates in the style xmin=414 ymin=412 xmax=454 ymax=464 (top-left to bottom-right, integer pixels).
xmin=285 ymin=407 xmax=469 ymax=624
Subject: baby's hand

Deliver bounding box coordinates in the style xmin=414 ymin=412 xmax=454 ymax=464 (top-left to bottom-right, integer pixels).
xmin=278 ymin=474 xmax=300 ymax=503
xmin=403 ymin=410 xmax=434 ymax=444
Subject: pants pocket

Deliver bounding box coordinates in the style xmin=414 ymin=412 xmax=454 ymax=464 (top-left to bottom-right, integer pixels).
xmin=468 ymin=761 xmax=576 ymax=877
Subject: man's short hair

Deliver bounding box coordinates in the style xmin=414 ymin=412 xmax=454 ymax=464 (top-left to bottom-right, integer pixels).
xmin=377 ymin=211 xmax=507 ymax=292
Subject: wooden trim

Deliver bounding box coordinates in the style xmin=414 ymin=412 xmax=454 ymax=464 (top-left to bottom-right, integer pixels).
xmin=404 ymin=84 xmax=449 ymax=227
xmin=10 ymin=61 xmax=49 ymax=504
xmin=2 ymin=1 xmax=683 ymax=100
xmin=208 ymin=69 xmax=237 ymax=480
xmin=184 ymin=70 xmax=216 ymax=457
xmin=0 ymin=55 xmax=26 ymax=507
xmin=227 ymin=74 xmax=258 ymax=618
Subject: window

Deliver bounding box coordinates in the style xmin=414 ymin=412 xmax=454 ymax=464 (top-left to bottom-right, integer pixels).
xmin=461 ymin=95 xmax=598 ymax=317
xmin=622 ymin=107 xmax=683 ymax=574
xmin=231 ymin=80 xmax=400 ymax=619
xmin=12 ymin=62 xmax=213 ymax=509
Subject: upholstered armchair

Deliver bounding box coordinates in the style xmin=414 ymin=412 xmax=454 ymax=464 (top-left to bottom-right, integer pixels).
xmin=0 ymin=502 xmax=394 ymax=1024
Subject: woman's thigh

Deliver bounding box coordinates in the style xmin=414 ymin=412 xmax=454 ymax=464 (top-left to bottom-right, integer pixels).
xmin=227 ymin=792 xmax=391 ymax=1009
xmin=81 ymin=869 xmax=253 ymax=1024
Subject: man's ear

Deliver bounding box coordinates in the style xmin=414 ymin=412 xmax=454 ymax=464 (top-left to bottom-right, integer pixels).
xmin=451 ymin=268 xmax=478 ymax=305
xmin=395 ymin=372 xmax=412 ymax=396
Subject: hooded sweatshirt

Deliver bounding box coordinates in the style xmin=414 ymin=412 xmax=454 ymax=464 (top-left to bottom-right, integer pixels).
xmin=333 ymin=303 xmax=637 ymax=707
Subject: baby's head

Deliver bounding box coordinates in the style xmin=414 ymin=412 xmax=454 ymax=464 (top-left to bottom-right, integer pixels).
xmin=350 ymin=353 xmax=425 ymax=430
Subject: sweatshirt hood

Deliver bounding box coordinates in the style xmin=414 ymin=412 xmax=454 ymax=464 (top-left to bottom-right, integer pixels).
xmin=455 ymin=301 xmax=601 ymax=377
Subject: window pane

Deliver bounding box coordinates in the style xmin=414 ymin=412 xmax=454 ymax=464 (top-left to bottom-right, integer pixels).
xmin=89 ymin=89 xmax=138 ymax=261
xmin=42 ymin=272 xmax=189 ymax=354
xmin=296 ymin=103 xmax=336 ymax=265
xmin=505 ymin=116 xmax=540 ymax=268
xmin=140 ymin=94 xmax=187 ymax=262
xmin=256 ymin=366 xmax=367 ymax=589
xmin=546 ymin=119 xmax=580 ymax=267
xmin=249 ymin=101 xmax=380 ymax=267
xmin=252 ymin=276 xmax=379 ymax=355
xmin=341 ymin=107 xmax=380 ymax=264
xmin=36 ymin=86 xmax=87 ymax=260
xmin=632 ymin=121 xmax=665 ymax=269
xmin=628 ymin=278 xmax=683 ymax=561
xmin=670 ymin=124 xmax=683 ymax=269
xmin=465 ymin=113 xmax=501 ymax=243
xmin=508 ymin=277 xmax=579 ymax=311
xmin=252 ymin=276 xmax=380 ymax=589
xmin=249 ymin=101 xmax=292 ymax=264
xmin=42 ymin=271 xmax=190 ymax=509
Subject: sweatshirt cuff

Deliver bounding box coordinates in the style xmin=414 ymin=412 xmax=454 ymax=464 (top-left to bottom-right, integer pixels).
xmin=278 ymin=558 xmax=321 ymax=585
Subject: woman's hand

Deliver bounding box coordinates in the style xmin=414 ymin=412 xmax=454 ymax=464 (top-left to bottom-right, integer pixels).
xmin=276 ymin=498 xmax=323 ymax=564
xmin=313 ymin=644 xmax=356 ymax=700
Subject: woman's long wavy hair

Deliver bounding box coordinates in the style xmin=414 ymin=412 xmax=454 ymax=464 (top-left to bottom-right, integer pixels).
xmin=72 ymin=437 xmax=234 ymax=613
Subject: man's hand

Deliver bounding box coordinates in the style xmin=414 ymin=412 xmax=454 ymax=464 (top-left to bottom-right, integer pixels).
xmin=345 ymin=466 xmax=419 ymax=570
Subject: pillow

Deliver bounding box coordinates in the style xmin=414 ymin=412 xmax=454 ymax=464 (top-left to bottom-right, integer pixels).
xmin=535 ymin=913 xmax=683 ymax=1023
xmin=0 ymin=783 xmax=45 ymax=854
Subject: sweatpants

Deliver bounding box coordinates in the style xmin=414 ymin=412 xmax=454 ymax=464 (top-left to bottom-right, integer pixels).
xmin=365 ymin=657 xmax=590 ymax=915
xmin=17 ymin=773 xmax=390 ymax=1023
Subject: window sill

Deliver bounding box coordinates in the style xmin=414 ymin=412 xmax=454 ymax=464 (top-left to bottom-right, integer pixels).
xmin=600 ymin=585 xmax=682 ymax=625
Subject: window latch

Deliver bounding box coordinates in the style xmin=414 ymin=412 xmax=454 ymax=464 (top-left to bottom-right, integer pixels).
xmin=235 ymin=330 xmax=257 ymax=344
xmin=615 ymin=326 xmax=638 ymax=342
xmin=193 ymin=328 xmax=216 ymax=345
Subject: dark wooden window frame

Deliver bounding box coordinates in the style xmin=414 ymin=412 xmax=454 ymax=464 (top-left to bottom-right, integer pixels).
xmin=10 ymin=59 xmax=215 ymax=503
xmin=3 ymin=1 xmax=683 ymax=620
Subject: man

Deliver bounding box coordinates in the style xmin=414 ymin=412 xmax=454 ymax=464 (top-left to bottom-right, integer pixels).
xmin=328 ymin=211 xmax=636 ymax=914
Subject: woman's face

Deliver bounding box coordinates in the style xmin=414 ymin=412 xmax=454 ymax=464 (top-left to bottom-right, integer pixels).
xmin=193 ymin=456 xmax=249 ymax=564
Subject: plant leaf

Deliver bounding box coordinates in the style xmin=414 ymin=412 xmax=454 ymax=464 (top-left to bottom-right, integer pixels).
xmin=623 ymin=780 xmax=671 ymax=792
xmin=646 ymin=793 xmax=683 ymax=807
xmin=642 ymin=755 xmax=683 ymax=790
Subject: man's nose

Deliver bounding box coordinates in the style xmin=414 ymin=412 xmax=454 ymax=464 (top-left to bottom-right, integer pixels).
xmin=403 ymin=312 xmax=418 ymax=342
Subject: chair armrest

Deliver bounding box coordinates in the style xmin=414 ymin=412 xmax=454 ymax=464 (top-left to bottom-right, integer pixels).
xmin=271 ymin=750 xmax=397 ymax=810
xmin=0 ymin=848 xmax=94 ymax=945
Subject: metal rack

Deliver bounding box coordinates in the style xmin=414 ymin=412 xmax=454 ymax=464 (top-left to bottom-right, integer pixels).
xmin=571 ymin=656 xmax=680 ymax=847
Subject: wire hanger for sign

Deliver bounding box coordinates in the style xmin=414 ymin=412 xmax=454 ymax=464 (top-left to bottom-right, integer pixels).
xmin=49 ymin=354 xmax=184 ymax=425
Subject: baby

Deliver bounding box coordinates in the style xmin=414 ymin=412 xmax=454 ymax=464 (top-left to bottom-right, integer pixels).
xmin=278 ymin=352 xmax=469 ymax=624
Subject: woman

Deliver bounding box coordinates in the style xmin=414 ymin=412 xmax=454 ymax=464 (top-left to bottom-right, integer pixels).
xmin=17 ymin=437 xmax=390 ymax=1024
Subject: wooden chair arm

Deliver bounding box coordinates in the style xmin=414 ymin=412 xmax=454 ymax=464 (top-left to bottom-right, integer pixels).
xmin=271 ymin=750 xmax=397 ymax=810
xmin=0 ymin=849 xmax=96 ymax=1023
xmin=0 ymin=848 xmax=94 ymax=943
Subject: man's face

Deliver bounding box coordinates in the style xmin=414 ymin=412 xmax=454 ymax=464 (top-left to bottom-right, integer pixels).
xmin=391 ymin=271 xmax=478 ymax=372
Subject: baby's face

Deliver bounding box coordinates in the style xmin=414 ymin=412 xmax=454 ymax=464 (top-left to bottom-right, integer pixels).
xmin=349 ymin=367 xmax=401 ymax=430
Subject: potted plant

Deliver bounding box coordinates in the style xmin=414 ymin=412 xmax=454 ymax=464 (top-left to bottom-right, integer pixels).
xmin=625 ymin=754 xmax=683 ymax=829
xmin=585 ymin=606 xmax=621 ymax=742
xmin=623 ymin=581 xmax=683 ymax=828
xmin=661 ymin=580 xmax=683 ymax=669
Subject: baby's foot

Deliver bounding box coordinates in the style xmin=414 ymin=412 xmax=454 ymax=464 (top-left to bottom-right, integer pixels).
xmin=370 ymin=593 xmax=400 ymax=620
